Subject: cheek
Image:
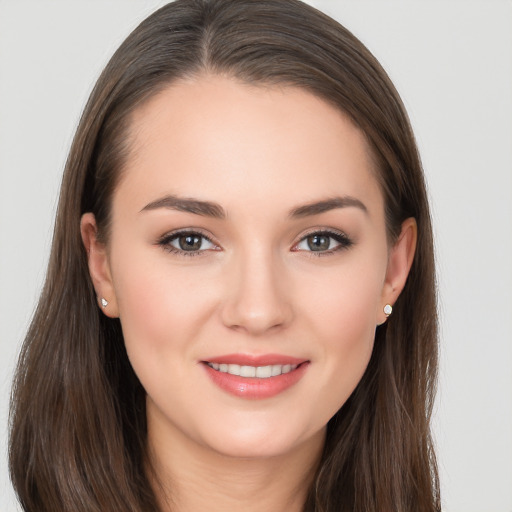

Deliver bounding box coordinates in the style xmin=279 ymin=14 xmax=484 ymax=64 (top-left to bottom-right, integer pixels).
xmin=297 ymin=257 xmax=385 ymax=416
xmin=109 ymin=247 xmax=217 ymax=369
xmin=313 ymin=281 xmax=377 ymax=375
xmin=302 ymin=254 xmax=384 ymax=344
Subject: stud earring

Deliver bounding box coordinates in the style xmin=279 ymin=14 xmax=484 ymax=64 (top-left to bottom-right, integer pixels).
xmin=383 ymin=304 xmax=393 ymax=317
xmin=100 ymin=298 xmax=108 ymax=308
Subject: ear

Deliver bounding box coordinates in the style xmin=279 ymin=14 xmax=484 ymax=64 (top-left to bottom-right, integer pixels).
xmin=80 ymin=213 xmax=119 ymax=318
xmin=378 ymin=217 xmax=417 ymax=325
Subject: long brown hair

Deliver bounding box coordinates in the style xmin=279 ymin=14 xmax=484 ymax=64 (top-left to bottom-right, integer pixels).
xmin=9 ymin=1 xmax=440 ymax=510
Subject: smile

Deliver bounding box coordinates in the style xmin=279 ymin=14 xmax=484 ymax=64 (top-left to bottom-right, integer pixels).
xmin=202 ymin=355 xmax=309 ymax=399
xmin=206 ymin=362 xmax=298 ymax=378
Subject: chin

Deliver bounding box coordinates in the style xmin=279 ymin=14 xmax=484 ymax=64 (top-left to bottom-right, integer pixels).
xmin=211 ymin=442 xmax=297 ymax=460
xmin=201 ymin=422 xmax=325 ymax=460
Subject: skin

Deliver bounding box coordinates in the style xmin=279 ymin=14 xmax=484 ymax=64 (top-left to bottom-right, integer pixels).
xmin=81 ymin=75 xmax=416 ymax=512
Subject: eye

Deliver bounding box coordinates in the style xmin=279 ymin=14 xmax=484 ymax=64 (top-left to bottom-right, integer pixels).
xmin=293 ymin=230 xmax=353 ymax=254
xmin=158 ymin=231 xmax=218 ymax=255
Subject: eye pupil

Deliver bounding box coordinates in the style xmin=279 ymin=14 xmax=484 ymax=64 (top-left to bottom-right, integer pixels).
xmin=179 ymin=234 xmax=202 ymax=251
xmin=307 ymin=234 xmax=330 ymax=251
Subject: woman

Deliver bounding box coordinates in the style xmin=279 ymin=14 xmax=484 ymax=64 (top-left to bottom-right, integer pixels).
xmin=9 ymin=0 xmax=440 ymax=510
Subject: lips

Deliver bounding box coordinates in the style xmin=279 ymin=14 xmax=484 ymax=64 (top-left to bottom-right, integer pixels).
xmin=201 ymin=354 xmax=309 ymax=399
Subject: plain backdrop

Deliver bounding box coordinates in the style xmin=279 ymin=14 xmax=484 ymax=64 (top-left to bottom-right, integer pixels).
xmin=1 ymin=1 xmax=511 ymax=511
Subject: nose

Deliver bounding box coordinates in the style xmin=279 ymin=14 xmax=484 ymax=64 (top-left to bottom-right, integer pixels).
xmin=220 ymin=248 xmax=294 ymax=335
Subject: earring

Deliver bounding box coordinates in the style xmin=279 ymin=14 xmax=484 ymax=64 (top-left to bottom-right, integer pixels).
xmin=100 ymin=298 xmax=108 ymax=308
xmin=383 ymin=304 xmax=393 ymax=317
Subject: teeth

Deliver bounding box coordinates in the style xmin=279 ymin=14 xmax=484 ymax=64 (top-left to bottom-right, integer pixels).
xmin=255 ymin=365 xmax=271 ymax=378
xmin=228 ymin=364 xmax=240 ymax=375
xmin=207 ymin=363 xmax=298 ymax=378
xmin=271 ymin=365 xmax=282 ymax=377
xmin=240 ymin=365 xmax=256 ymax=377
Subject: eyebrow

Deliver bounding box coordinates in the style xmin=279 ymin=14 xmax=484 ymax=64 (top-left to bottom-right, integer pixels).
xmin=288 ymin=196 xmax=368 ymax=218
xmin=140 ymin=195 xmax=226 ymax=219
xmin=140 ymin=194 xmax=367 ymax=219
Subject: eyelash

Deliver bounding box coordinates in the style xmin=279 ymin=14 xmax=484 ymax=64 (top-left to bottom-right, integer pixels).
xmin=292 ymin=229 xmax=353 ymax=257
xmin=157 ymin=228 xmax=353 ymax=258
xmin=157 ymin=229 xmax=218 ymax=257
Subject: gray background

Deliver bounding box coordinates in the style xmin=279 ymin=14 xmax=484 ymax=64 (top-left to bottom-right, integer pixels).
xmin=1 ymin=1 xmax=511 ymax=510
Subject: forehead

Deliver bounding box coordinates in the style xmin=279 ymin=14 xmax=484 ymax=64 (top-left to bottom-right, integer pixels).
xmin=116 ymin=74 xmax=383 ymax=217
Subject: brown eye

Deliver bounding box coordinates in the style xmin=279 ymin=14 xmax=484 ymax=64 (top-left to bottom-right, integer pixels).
xmin=159 ymin=231 xmax=217 ymax=255
xmin=178 ymin=234 xmax=203 ymax=251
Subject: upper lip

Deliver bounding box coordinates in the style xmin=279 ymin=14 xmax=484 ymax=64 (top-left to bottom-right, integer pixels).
xmin=202 ymin=353 xmax=308 ymax=366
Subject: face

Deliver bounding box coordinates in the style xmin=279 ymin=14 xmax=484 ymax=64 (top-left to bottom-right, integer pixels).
xmin=84 ymin=75 xmax=412 ymax=460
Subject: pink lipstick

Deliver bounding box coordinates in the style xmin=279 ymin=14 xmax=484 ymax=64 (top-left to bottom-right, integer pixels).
xmin=201 ymin=353 xmax=309 ymax=399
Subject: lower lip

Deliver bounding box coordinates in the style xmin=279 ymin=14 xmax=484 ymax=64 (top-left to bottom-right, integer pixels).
xmin=202 ymin=362 xmax=309 ymax=400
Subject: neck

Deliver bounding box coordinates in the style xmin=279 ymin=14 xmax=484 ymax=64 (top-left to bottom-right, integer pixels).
xmin=148 ymin=419 xmax=324 ymax=512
